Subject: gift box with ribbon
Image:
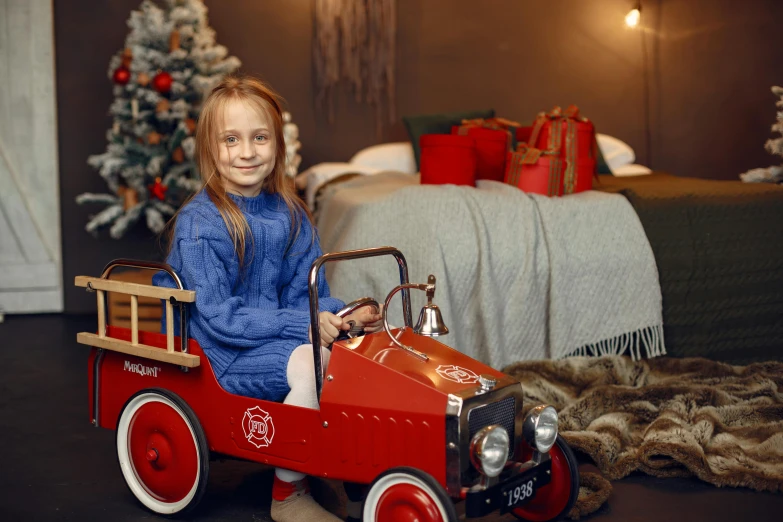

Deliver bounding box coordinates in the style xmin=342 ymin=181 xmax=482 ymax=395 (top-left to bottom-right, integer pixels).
xmin=452 ymin=117 xmax=522 ymax=182
xmin=504 ymin=105 xmax=598 ymax=196
xmin=505 ymin=146 xmax=595 ymax=196
xmin=527 ymin=105 xmax=597 ymax=161
xmin=516 ymin=125 xmax=533 ymax=146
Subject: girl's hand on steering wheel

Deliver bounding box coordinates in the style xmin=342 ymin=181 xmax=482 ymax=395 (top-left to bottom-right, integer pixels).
xmin=309 ymin=311 xmax=349 ymax=346
xmin=345 ymin=304 xmax=384 ymax=333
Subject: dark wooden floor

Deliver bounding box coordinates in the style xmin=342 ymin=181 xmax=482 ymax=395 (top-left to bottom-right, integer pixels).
xmin=1 ymin=314 xmax=781 ymax=521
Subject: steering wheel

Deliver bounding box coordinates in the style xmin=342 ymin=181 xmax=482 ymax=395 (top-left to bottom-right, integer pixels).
xmin=333 ymin=297 xmax=380 ymax=342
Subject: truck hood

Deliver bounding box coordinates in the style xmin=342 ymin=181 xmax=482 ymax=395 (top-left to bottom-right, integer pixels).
xmin=332 ymin=327 xmax=514 ymax=396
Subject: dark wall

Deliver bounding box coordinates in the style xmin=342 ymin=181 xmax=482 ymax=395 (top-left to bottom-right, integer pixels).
xmin=55 ymin=0 xmax=783 ymax=313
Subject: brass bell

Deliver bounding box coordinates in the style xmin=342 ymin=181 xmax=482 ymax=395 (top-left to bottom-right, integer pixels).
xmin=413 ymin=275 xmax=449 ymax=336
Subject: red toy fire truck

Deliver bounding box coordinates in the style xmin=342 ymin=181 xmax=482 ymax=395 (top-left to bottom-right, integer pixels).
xmin=76 ymin=246 xmax=579 ymax=521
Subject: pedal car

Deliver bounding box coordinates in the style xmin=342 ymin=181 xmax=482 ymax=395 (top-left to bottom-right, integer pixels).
xmin=75 ymin=246 xmax=579 ymax=521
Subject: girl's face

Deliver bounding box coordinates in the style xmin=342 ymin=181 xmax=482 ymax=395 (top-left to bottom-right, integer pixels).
xmin=216 ymin=98 xmax=276 ymax=197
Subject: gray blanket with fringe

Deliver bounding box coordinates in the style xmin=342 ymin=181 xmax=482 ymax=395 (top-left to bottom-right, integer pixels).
xmin=316 ymin=172 xmax=666 ymax=368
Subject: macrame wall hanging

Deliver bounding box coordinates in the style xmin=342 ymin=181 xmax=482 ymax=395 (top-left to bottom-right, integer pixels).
xmin=313 ymin=0 xmax=397 ymax=134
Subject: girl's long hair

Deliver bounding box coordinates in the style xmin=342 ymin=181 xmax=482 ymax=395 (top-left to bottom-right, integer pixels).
xmin=165 ymin=76 xmax=313 ymax=268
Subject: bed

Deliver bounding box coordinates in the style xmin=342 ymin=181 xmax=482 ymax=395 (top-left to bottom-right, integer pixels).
xmin=300 ymin=144 xmax=783 ymax=367
xmin=596 ymin=174 xmax=783 ymax=364
xmin=310 ymin=170 xmax=666 ymax=370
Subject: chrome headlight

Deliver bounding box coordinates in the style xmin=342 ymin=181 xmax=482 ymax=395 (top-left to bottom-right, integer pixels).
xmin=522 ymin=405 xmax=558 ymax=453
xmin=469 ymin=425 xmax=510 ymax=477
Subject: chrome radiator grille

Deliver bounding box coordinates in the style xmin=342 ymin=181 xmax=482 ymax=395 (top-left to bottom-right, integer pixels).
xmin=467 ymin=396 xmax=516 ymax=457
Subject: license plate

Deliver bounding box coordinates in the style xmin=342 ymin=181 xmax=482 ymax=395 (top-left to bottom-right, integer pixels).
xmin=501 ymin=474 xmax=538 ymax=512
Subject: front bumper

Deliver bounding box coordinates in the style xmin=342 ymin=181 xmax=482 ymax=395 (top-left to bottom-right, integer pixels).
xmin=464 ymin=458 xmax=553 ymax=518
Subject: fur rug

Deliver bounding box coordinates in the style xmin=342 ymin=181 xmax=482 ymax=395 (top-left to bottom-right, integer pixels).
xmin=503 ymin=356 xmax=783 ymax=493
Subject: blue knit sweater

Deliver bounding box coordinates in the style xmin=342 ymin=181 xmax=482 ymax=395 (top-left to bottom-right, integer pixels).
xmin=153 ymin=190 xmax=344 ymax=400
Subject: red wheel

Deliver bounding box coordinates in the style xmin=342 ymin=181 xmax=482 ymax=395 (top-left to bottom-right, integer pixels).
xmin=363 ymin=467 xmax=458 ymax=522
xmin=511 ymin=435 xmax=579 ymax=522
xmin=116 ymin=389 xmax=209 ymax=515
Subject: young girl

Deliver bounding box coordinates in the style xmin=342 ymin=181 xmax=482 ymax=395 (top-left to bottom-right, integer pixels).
xmin=154 ymin=76 xmax=380 ymax=522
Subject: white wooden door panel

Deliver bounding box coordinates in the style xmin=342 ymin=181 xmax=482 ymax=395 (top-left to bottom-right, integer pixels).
xmin=0 ymin=0 xmax=63 ymax=315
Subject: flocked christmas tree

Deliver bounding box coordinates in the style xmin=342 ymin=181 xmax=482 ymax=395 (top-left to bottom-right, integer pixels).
xmin=740 ymin=86 xmax=783 ymax=184
xmin=77 ymin=0 xmax=241 ymax=238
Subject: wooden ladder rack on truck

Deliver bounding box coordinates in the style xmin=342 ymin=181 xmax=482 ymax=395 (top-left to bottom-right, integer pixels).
xmin=75 ymin=259 xmax=199 ymax=368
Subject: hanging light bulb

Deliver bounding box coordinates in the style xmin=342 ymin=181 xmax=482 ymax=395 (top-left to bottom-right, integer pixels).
xmin=625 ymin=2 xmax=641 ymax=28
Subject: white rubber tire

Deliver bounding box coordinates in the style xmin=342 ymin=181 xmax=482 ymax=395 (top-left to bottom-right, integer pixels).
xmin=363 ymin=468 xmax=457 ymax=522
xmin=116 ymin=391 xmax=205 ymax=515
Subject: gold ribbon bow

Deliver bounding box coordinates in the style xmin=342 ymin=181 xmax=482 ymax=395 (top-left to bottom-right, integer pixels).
xmin=457 ymin=117 xmax=522 ymax=151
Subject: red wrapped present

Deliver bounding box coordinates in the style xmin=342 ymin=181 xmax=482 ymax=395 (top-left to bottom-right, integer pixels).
xmin=504 ymin=105 xmax=598 ymax=196
xmin=504 ymin=145 xmax=596 ymax=196
xmin=420 ymin=134 xmax=477 ymax=186
xmin=457 ymin=116 xmax=522 ymax=149
xmin=450 ymin=126 xmax=508 ymax=182
xmin=516 ymin=125 xmax=533 ymax=145
xmin=452 ymin=117 xmax=522 ymax=182
xmin=528 ymin=105 xmax=597 ymax=162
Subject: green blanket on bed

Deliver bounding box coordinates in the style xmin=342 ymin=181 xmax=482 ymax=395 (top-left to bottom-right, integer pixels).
xmin=597 ymin=174 xmax=783 ymax=364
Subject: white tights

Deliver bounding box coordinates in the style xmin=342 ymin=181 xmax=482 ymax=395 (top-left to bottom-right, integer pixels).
xmin=275 ymin=343 xmax=330 ymax=483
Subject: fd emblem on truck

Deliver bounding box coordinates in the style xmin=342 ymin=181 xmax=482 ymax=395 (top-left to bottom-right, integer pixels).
xmin=436 ymin=364 xmax=480 ymax=384
xmin=242 ymin=406 xmax=275 ymax=448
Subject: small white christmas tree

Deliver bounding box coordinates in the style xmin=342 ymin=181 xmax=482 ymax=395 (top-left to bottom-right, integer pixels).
xmin=740 ymin=86 xmax=783 ymax=184
xmin=77 ymin=0 xmax=241 ymax=238
xmin=282 ymin=111 xmax=302 ymax=178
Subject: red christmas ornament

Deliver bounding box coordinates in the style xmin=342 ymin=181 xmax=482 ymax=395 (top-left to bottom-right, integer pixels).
xmin=149 ymin=177 xmax=168 ymax=201
xmin=112 ymin=65 xmax=131 ymax=85
xmin=152 ymin=71 xmax=173 ymax=93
